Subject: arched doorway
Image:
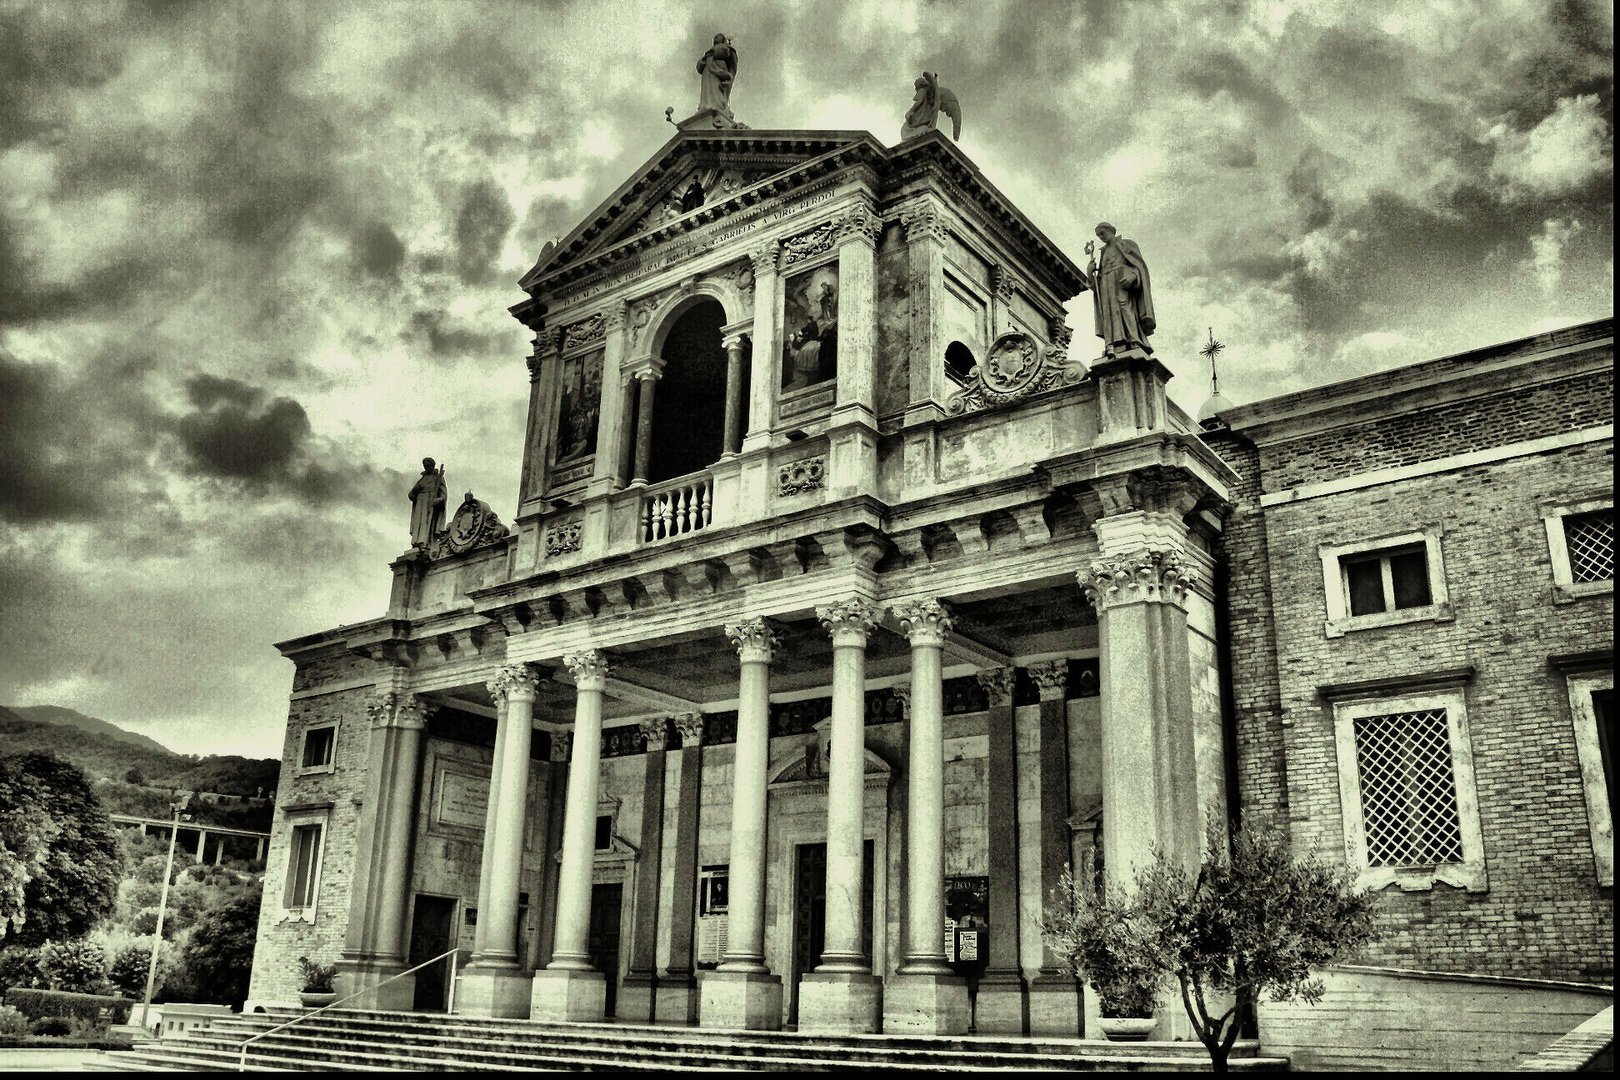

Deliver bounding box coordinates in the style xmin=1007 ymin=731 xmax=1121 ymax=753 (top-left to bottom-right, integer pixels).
xmin=648 ymin=299 xmax=728 ymax=484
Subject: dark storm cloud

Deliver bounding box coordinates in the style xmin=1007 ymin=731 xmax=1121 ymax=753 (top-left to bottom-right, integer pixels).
xmin=0 ymin=8 xmax=123 ymax=149
xmin=353 ymin=221 xmax=408 ymax=279
xmin=454 ymin=179 xmax=517 ymax=284
xmin=410 ymin=310 xmax=511 ymax=359
xmin=1179 ymin=49 xmax=1293 ymax=126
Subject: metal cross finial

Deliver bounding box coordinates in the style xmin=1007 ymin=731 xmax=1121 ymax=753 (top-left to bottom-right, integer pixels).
xmin=1200 ymin=327 xmax=1225 ymax=394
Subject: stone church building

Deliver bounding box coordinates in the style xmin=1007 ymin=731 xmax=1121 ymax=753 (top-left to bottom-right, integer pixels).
xmin=247 ymin=123 xmax=1613 ymax=1054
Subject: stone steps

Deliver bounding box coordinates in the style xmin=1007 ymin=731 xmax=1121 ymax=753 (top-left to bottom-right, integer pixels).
xmin=102 ymin=1008 xmax=1291 ymax=1072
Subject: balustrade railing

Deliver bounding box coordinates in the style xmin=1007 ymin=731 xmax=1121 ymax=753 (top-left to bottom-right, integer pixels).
xmin=642 ymin=474 xmax=713 ymax=543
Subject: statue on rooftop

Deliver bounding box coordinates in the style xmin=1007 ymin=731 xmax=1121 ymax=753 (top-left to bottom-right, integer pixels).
xmin=901 ymin=71 xmax=962 ymax=142
xmin=697 ymin=33 xmax=739 ymax=121
xmin=408 ymin=458 xmax=447 ymax=548
xmin=1085 ymin=223 xmax=1156 ymax=358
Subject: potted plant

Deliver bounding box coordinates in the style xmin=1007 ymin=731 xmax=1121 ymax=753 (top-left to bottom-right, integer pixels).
xmin=296 ymin=957 xmax=337 ymax=1009
xmin=1042 ymin=858 xmax=1163 ymax=1041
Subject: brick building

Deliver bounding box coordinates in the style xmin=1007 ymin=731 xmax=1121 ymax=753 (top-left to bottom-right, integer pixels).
xmin=246 ymin=120 xmax=1613 ymax=1062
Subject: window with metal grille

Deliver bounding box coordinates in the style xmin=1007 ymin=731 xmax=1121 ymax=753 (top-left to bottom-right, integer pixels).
xmin=1352 ymin=708 xmax=1465 ymax=866
xmin=1563 ymin=510 xmax=1615 ymax=583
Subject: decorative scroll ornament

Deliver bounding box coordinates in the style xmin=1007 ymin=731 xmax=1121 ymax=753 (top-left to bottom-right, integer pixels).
xmin=838 ymin=204 xmax=884 ymax=245
xmin=991 ymin=264 xmax=1020 ymax=302
xmin=674 ymin=712 xmax=705 ymax=747
xmin=944 ymin=331 xmax=1087 ymax=416
xmin=489 ymin=663 xmax=543 ymax=704
xmin=1080 ymin=550 xmax=1195 ymax=610
xmin=563 ymin=650 xmax=612 ymax=690
xmin=427 ymin=493 xmax=512 ymax=559
xmin=899 ymin=207 xmax=946 ymax=244
xmin=626 ymin=293 xmax=664 ymax=350
xmin=544 ymin=519 xmax=583 ymax=558
xmin=780 ymin=220 xmax=838 ymax=268
xmin=563 ymin=312 xmax=606 ymax=351
xmin=776 ymin=455 xmax=825 ymax=496
xmin=892 ymin=598 xmax=954 ymax=647
xmin=731 ymin=259 xmax=756 ymax=307
xmin=816 ymin=598 xmax=881 ymax=645
xmin=1027 ymin=658 xmax=1069 ymax=700
xmin=640 ymin=717 xmax=669 ymax=752
xmin=550 ymin=730 xmax=573 ymax=763
xmin=725 ymin=617 xmax=782 ymax=663
xmin=975 ymin=666 xmax=1015 ymax=707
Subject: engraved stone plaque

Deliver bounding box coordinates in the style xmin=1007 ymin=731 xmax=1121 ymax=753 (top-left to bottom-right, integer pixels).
xmin=435 ymin=769 xmax=490 ymax=830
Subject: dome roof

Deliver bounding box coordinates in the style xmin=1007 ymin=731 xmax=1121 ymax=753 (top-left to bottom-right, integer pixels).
xmin=1198 ymin=392 xmax=1235 ymax=426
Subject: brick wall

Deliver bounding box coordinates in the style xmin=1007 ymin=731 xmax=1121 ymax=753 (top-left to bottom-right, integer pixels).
xmin=1222 ymin=352 xmax=1614 ymax=982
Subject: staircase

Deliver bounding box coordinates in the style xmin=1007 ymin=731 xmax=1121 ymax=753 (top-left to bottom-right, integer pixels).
xmin=96 ymin=1008 xmax=1290 ymax=1072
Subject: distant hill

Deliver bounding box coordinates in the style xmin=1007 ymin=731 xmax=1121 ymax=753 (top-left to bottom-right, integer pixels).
xmin=9 ymin=704 xmax=176 ymax=756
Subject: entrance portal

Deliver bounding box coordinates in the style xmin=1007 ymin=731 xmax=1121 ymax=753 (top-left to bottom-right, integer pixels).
xmin=588 ymin=882 xmax=624 ymax=1017
xmin=788 ymin=841 xmax=874 ymax=1026
xmin=408 ymin=895 xmax=457 ymax=1012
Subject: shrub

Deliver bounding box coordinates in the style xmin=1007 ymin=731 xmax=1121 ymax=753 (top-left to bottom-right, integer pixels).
xmin=108 ymin=941 xmax=170 ymax=1000
xmin=297 ymin=957 xmax=335 ymax=993
xmin=0 ymin=946 xmax=43 ymax=996
xmin=29 ymin=1015 xmax=72 ymax=1037
xmin=183 ymin=892 xmax=260 ymax=1007
xmin=1042 ymin=856 xmax=1163 ymax=1018
xmin=0 ymin=1004 xmax=27 ymax=1036
xmin=37 ymin=939 xmax=109 ymax=994
xmin=4 ymin=988 xmax=133 ymax=1026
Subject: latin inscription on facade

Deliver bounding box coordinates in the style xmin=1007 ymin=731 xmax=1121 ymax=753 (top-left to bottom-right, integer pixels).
xmin=435 ymin=769 xmax=490 ymax=830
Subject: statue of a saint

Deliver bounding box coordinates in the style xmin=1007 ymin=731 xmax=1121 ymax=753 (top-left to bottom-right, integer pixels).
xmin=900 ymin=71 xmax=961 ymax=142
xmin=1086 ymin=223 xmax=1156 ymax=357
xmin=408 ymin=458 xmax=447 ymax=548
xmin=696 ymin=33 xmax=738 ymax=121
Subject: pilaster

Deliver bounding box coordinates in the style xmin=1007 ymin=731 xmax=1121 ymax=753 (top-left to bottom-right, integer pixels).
xmin=587 ymin=302 xmax=631 ymax=497
xmin=1025 ymin=658 xmax=1082 ymax=1036
xmin=825 ymin=204 xmax=883 ymax=502
xmin=618 ymin=716 xmax=669 ymax=1022
xmin=657 ymin=714 xmax=705 ymax=1024
xmin=973 ymin=665 xmax=1027 ymax=1033
xmin=742 ymin=240 xmax=780 ymax=454
xmin=900 ymin=205 xmax=949 ymax=425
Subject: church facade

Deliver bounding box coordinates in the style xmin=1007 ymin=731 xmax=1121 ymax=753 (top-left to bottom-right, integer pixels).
xmin=246 ymin=126 xmax=1613 ymax=1048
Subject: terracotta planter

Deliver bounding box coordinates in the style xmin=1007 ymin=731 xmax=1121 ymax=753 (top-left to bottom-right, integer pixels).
xmin=1098 ymin=1016 xmax=1156 ymax=1041
xmin=298 ymin=991 xmax=338 ymax=1009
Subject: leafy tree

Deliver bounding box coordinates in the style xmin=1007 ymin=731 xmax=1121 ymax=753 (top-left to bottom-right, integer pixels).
xmin=124 ymin=768 xmax=145 ymax=786
xmin=108 ymin=938 xmax=177 ymax=1000
xmin=183 ymin=892 xmax=261 ymax=1007
xmin=0 ymin=946 xmax=43 ymax=996
xmin=0 ymin=754 xmax=123 ymax=946
xmin=1046 ymin=823 xmax=1377 ymax=1073
xmin=36 ymin=938 xmax=110 ymax=994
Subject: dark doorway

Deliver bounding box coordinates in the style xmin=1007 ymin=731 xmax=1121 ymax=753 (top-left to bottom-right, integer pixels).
xmin=648 ymin=300 xmax=728 ymax=484
xmin=788 ymin=840 xmax=874 ymax=1026
xmin=408 ymin=895 xmax=458 ymax=1012
xmin=588 ymin=882 xmax=624 ymax=1017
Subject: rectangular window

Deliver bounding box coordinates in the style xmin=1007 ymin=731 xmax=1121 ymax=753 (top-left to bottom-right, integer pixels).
xmin=1332 ymin=689 xmax=1486 ymax=892
xmin=1342 ymin=546 xmax=1432 ymax=616
xmin=1319 ymin=526 xmax=1450 ymax=637
xmin=300 ymin=726 xmax=336 ymax=771
xmin=284 ymin=822 xmax=325 ymax=912
xmin=594 ymin=814 xmax=612 ymax=851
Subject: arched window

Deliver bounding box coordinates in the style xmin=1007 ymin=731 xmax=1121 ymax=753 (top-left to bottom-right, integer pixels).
xmin=647 ymin=299 xmax=728 ymax=483
xmin=944 ymin=340 xmax=976 ymax=386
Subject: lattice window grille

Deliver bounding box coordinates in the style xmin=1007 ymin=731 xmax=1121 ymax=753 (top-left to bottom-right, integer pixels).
xmin=1564 ymin=510 xmax=1615 ymax=584
xmin=1352 ymin=709 xmax=1465 ymax=867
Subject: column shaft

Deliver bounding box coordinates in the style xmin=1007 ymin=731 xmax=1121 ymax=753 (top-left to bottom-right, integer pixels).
xmin=721 ymin=337 xmax=746 ymax=456
xmin=665 ymin=723 xmax=703 ymax=978
xmin=627 ymin=725 xmax=667 ymax=977
xmin=631 ymin=374 xmax=657 ymax=484
xmin=721 ymin=625 xmax=774 ymax=971
xmin=588 ymin=306 xmax=630 ymax=495
xmin=901 ymin=636 xmax=950 ymax=972
xmin=478 ymin=682 xmax=536 ymax=966
xmin=472 ymin=698 xmax=511 ymax=958
xmin=816 ymin=603 xmax=876 ymax=973
xmin=980 ymin=669 xmax=1022 ymax=979
xmin=550 ymin=658 xmax=608 ymax=969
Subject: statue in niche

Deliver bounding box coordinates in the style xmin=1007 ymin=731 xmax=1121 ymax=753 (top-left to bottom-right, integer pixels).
xmin=696 ymin=33 xmax=739 ymax=121
xmin=680 ymin=178 xmax=705 ymax=212
xmin=900 ymin=71 xmax=962 ymax=142
xmin=555 ymin=350 xmax=602 ymax=463
xmin=781 ymin=264 xmax=840 ymax=392
xmin=1085 ymin=222 xmax=1156 ymax=357
xmin=407 ymin=458 xmax=447 ymax=548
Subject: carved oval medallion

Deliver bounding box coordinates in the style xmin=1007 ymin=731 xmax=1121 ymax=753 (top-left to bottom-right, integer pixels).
xmin=981 ymin=333 xmax=1040 ymax=395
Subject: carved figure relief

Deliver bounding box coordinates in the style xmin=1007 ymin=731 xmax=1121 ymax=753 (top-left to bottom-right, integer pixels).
xmin=781 ymin=262 xmax=839 ymax=393
xmin=555 ymin=348 xmax=603 ymax=464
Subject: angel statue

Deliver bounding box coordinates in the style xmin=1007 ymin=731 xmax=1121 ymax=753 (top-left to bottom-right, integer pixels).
xmin=697 ymin=33 xmax=739 ymax=121
xmin=900 ymin=71 xmax=961 ymax=142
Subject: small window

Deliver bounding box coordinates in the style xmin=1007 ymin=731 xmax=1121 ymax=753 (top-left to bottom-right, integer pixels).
xmin=1543 ymin=497 xmax=1614 ymax=601
xmin=1332 ymin=690 xmax=1486 ymax=892
xmin=283 ymin=822 xmax=325 ymax=915
xmin=1343 ymin=546 xmax=1432 ymax=616
xmin=944 ymin=340 xmax=976 ymax=386
xmin=594 ymin=815 xmax=612 ymax=851
xmin=300 ymin=726 xmax=336 ymax=771
xmin=1319 ymin=526 xmax=1451 ymax=637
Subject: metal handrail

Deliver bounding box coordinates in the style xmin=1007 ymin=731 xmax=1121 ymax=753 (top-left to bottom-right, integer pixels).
xmin=237 ymin=948 xmax=460 ymax=1071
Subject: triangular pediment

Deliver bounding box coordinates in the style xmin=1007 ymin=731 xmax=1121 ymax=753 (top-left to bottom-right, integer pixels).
xmin=520 ymin=130 xmax=881 ymax=289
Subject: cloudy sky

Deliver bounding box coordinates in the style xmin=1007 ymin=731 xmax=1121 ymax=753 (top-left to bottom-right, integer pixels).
xmin=0 ymin=0 xmax=1612 ymax=757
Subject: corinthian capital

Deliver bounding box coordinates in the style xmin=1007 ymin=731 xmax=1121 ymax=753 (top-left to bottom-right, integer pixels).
xmin=366 ymin=691 xmax=397 ymax=728
xmin=748 ymin=240 xmax=780 ymax=275
xmin=839 ymin=204 xmax=884 ymax=245
xmin=489 ymin=663 xmax=544 ymax=705
xmin=900 ymin=207 xmax=945 ymax=244
xmin=892 ymin=599 xmax=953 ymax=647
xmin=726 ymin=618 xmax=782 ymax=664
xmin=605 ymin=301 xmax=629 ymax=331
xmin=640 ymin=717 xmax=669 ymax=752
xmin=394 ymin=694 xmax=432 ymax=730
xmin=976 ymin=666 xmax=1015 ymax=707
xmin=674 ymin=712 xmax=705 ymax=747
xmin=817 ymin=598 xmax=881 ymax=647
xmin=1026 ymin=659 xmax=1069 ymax=701
xmin=563 ymin=650 xmax=612 ymax=692
xmin=1080 ymin=550 xmax=1195 ymax=610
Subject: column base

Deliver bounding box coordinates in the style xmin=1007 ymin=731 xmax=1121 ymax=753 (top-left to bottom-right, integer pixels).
xmin=881 ymin=973 xmax=969 ymax=1035
xmin=617 ymin=973 xmax=656 ymax=1023
xmin=699 ymin=970 xmax=782 ymax=1030
xmin=530 ymin=967 xmax=607 ymax=1022
xmin=333 ymin=959 xmax=416 ymax=1011
xmin=655 ymin=976 xmax=700 ymax=1026
xmin=454 ymin=964 xmax=533 ymax=1019
xmin=1027 ymin=975 xmax=1083 ymax=1037
xmin=796 ymin=972 xmax=882 ymax=1034
xmin=972 ymin=973 xmax=1028 ymax=1034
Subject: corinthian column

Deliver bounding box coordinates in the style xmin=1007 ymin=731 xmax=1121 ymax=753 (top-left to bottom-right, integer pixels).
xmin=884 ymin=600 xmax=970 ymax=1034
xmin=458 ymin=665 xmax=542 ymax=1018
xmin=798 ymin=598 xmax=883 ymax=1034
xmin=531 ymin=651 xmax=611 ymax=1021
xmin=720 ymin=330 xmax=749 ymax=457
xmin=700 ymin=619 xmax=784 ymax=1031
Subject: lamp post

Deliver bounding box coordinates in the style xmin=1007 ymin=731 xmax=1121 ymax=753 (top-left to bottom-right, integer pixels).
xmin=139 ymin=796 xmax=192 ymax=1033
